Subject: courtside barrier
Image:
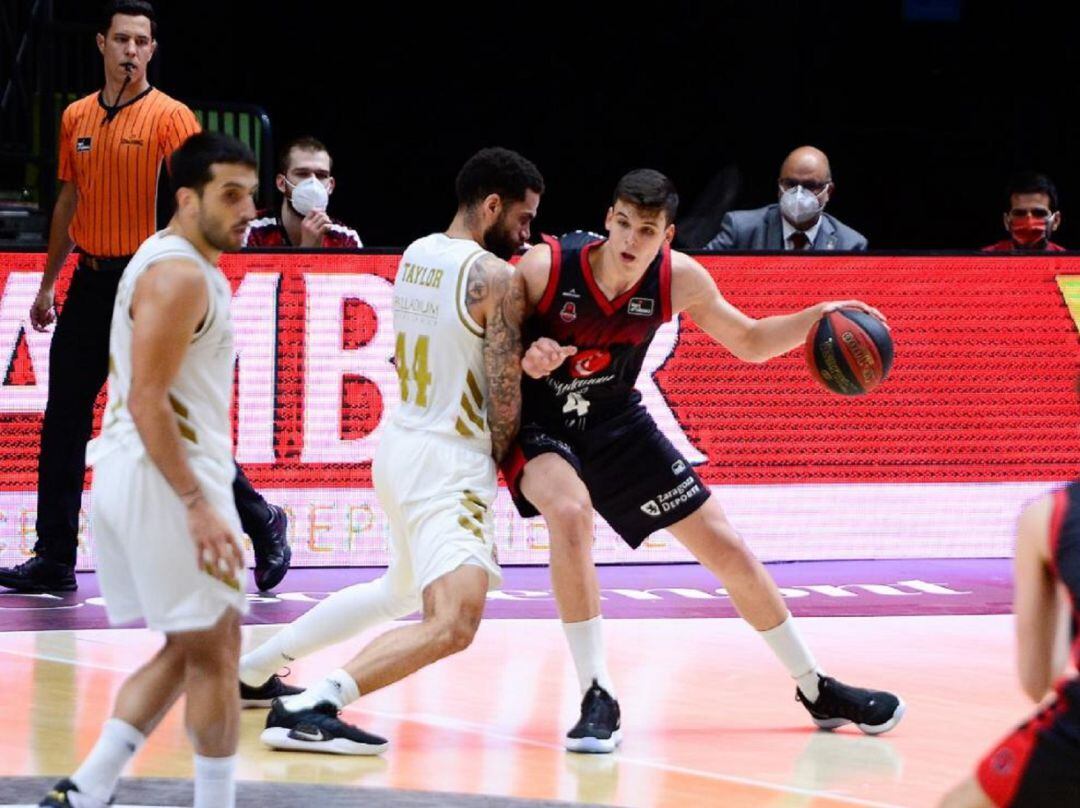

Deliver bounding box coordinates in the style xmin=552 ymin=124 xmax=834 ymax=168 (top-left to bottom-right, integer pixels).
xmin=0 ymin=250 xmax=1076 ymax=568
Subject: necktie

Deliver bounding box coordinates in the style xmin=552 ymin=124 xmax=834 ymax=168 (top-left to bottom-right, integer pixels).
xmin=789 ymin=231 xmax=810 ymax=250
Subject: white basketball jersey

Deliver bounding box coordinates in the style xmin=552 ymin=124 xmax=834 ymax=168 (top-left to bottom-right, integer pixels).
xmin=391 ymin=233 xmax=492 ymax=453
xmin=88 ymin=230 xmax=235 ymax=473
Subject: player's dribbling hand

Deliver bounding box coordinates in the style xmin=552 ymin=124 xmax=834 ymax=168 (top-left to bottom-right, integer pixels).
xmin=522 ymin=337 xmax=577 ymax=379
xmin=300 ymin=210 xmax=332 ymax=247
xmin=186 ymin=498 xmax=244 ymax=591
xmin=29 ymin=287 xmax=56 ymax=332
xmin=820 ymin=300 xmax=889 ymax=327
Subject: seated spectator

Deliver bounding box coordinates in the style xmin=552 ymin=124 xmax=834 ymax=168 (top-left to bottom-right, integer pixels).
xmin=705 ymin=146 xmax=867 ymax=251
xmin=244 ymin=135 xmax=362 ymax=248
xmin=983 ymin=172 xmax=1064 ymax=252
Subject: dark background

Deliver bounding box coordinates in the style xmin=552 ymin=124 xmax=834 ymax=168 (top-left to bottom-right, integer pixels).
xmin=40 ymin=0 xmax=1080 ymax=249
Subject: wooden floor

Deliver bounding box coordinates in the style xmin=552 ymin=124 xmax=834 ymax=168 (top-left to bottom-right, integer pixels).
xmin=0 ymin=615 xmax=1029 ymax=807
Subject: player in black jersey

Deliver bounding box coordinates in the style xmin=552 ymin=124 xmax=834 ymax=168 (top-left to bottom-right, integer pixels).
xmin=503 ymin=169 xmax=905 ymax=752
xmin=939 ymin=480 xmax=1080 ymax=806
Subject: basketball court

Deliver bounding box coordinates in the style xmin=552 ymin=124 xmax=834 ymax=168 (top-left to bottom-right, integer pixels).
xmin=0 ymin=560 xmax=1027 ymax=807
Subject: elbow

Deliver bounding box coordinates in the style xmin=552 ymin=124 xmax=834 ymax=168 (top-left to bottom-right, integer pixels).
xmin=1018 ymin=666 xmax=1051 ymax=704
xmin=126 ymin=389 xmax=157 ymax=431
xmin=730 ymin=340 xmax=771 ymax=364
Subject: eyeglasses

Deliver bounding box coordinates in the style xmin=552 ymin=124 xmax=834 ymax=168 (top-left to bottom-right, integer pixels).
xmin=779 ymin=178 xmax=831 ymax=194
xmin=1008 ymin=207 xmax=1053 ymax=219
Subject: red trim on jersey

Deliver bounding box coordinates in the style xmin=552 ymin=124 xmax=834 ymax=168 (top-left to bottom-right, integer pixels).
xmin=537 ymin=234 xmax=562 ymax=315
xmin=660 ymin=244 xmax=673 ymax=322
xmin=580 ymin=240 xmax=651 ymax=317
xmin=976 ymin=683 xmax=1071 ymax=806
xmin=1048 ymin=488 xmax=1069 ymax=579
xmin=499 ymin=443 xmax=528 ymax=499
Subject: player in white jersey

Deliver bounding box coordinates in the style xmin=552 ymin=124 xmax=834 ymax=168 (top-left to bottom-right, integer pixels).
xmin=238 ymin=147 xmax=543 ymax=754
xmin=40 ymin=133 xmax=258 ymax=808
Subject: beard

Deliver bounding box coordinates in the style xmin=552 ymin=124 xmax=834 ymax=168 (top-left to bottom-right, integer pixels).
xmin=199 ymin=209 xmax=243 ymax=252
xmin=481 ymin=216 xmax=521 ymax=260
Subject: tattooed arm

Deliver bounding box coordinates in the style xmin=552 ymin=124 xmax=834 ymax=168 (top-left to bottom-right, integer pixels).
xmin=466 ymin=253 xmax=526 ymax=462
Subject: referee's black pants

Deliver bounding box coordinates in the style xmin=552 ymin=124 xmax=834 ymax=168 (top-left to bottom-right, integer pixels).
xmin=33 ymin=259 xmax=273 ymax=567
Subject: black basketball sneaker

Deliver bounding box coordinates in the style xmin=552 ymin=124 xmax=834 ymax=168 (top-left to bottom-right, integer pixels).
xmin=261 ymin=698 xmax=389 ymax=755
xmin=38 ymin=777 xmax=111 ymax=807
xmin=566 ymin=680 xmax=622 ymax=753
xmin=240 ymin=671 xmax=305 ymax=708
xmin=796 ymin=674 xmax=906 ymax=735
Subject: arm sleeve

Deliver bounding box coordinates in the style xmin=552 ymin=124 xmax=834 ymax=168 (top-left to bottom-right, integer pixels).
xmin=57 ymin=106 xmax=75 ymax=182
xmin=160 ymin=103 xmax=202 ymax=172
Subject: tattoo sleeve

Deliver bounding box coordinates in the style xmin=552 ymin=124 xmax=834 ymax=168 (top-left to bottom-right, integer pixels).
xmin=479 ymin=255 xmax=525 ymax=463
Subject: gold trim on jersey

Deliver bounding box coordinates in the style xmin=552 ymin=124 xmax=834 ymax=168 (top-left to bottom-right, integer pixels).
xmin=169 ymin=394 xmax=198 ymax=444
xmin=457 ymin=368 xmax=486 ymax=434
xmin=455 ymin=249 xmax=486 ymax=338
xmin=455 ymin=417 xmax=475 ymax=438
xmin=458 ymin=490 xmax=487 ymax=541
xmin=465 ymin=370 xmax=484 ymax=408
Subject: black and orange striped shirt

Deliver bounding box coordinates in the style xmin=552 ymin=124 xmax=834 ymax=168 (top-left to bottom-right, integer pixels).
xmin=57 ymin=87 xmax=201 ymax=257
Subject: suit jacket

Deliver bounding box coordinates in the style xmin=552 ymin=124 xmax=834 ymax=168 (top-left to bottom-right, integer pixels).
xmin=704 ymin=204 xmax=868 ymax=251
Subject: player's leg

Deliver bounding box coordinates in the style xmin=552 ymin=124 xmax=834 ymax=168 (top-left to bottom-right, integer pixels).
xmin=937 ymin=778 xmax=995 ymax=808
xmin=239 ymin=483 xmax=421 ymax=705
xmin=170 ymin=608 xmax=244 ymax=808
xmin=260 ymin=564 xmax=488 ymax=755
xmin=232 ymin=464 xmax=291 ymax=592
xmin=239 ymin=562 xmax=420 ymax=704
xmin=44 ymin=641 xmax=185 ymax=807
xmin=519 ymin=452 xmax=619 ymax=752
xmin=667 ymin=498 xmax=905 ymax=735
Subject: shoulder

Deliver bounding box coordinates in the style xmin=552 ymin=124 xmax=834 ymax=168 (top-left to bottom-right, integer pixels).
xmin=726 ymin=205 xmax=776 ymax=227
xmin=670 ymin=249 xmax=714 ymax=295
xmin=517 ymin=242 xmax=553 ymax=308
xmin=981 ymin=240 xmax=1011 ymax=252
xmin=327 ymin=220 xmax=362 ymax=248
xmin=63 ymin=92 xmax=99 ymax=120
xmin=243 ymin=216 xmax=283 ymax=247
xmin=822 ymin=213 xmax=867 ymax=244
xmin=151 ymin=90 xmax=199 ymax=125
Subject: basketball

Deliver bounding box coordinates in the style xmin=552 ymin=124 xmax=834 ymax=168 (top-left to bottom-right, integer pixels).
xmin=805 ymin=308 xmax=894 ymax=395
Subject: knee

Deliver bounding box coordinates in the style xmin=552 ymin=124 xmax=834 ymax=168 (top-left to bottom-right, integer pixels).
xmin=177 ymin=613 xmax=241 ymax=672
xmin=430 ymin=607 xmax=482 ymax=656
xmin=541 ymin=498 xmax=594 ymax=547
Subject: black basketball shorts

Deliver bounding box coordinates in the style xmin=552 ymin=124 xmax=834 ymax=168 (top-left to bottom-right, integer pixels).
xmin=502 ymin=405 xmax=710 ymax=549
xmin=976 ymin=677 xmax=1080 ymax=806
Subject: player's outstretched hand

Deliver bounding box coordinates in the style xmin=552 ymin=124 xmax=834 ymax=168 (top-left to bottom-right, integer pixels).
xmin=29 ymin=286 xmax=56 ymax=332
xmin=522 ymin=337 xmax=577 ymax=379
xmin=820 ymin=300 xmax=888 ymax=327
xmin=186 ymin=497 xmax=244 ymax=591
xmin=300 ymin=210 xmax=332 ymax=247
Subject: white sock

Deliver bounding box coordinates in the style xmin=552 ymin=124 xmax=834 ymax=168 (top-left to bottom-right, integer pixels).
xmin=759 ymin=612 xmax=824 ymax=702
xmin=281 ymin=668 xmax=360 ymax=712
xmin=240 ymin=574 xmax=419 ymax=687
xmin=562 ymin=616 xmax=616 ymax=697
xmin=70 ymin=718 xmax=146 ymax=803
xmin=193 ymin=754 xmax=236 ymax=808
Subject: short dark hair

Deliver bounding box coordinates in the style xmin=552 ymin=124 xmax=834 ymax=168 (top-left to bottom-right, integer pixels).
xmin=99 ymin=1 xmax=157 ymax=38
xmin=279 ymin=135 xmax=332 ymax=174
xmin=613 ymin=169 xmax=679 ymax=223
xmin=1006 ymin=171 xmax=1059 ymax=211
xmin=170 ymin=132 xmax=257 ymax=195
xmin=455 ymin=147 xmax=545 ymax=209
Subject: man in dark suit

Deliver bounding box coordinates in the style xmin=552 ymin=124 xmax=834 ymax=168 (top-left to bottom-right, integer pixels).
xmin=705 ymin=146 xmax=867 ymax=251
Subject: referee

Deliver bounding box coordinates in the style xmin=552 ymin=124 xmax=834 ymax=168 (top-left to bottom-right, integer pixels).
xmin=0 ymin=0 xmax=290 ymax=593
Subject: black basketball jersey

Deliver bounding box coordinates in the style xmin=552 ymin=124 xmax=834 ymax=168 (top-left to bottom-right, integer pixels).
xmin=1051 ymin=482 xmax=1080 ymax=669
xmin=522 ymin=231 xmax=673 ymax=431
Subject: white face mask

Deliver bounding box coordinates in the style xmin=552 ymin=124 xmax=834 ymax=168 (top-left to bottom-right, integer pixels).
xmin=779 ymin=184 xmax=824 ymax=227
xmin=286 ymin=176 xmax=330 ymax=216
